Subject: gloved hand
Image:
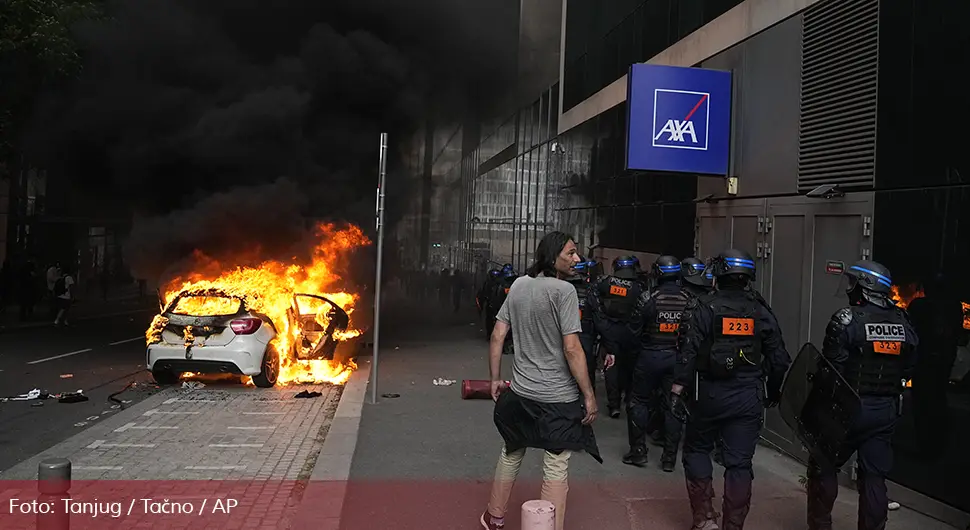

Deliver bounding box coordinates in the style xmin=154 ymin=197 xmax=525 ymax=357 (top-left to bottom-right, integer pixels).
xmin=670 ymin=392 xmax=690 ymax=423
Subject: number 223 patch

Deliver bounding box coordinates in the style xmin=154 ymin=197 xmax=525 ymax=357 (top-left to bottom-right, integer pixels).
xmin=721 ymin=318 xmax=755 ymax=336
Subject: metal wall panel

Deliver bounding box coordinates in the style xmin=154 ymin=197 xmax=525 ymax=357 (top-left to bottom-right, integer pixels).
xmin=797 ymin=0 xmax=879 ymax=192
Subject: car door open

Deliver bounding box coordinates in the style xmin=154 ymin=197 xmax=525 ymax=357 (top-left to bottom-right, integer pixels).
xmin=290 ymin=294 xmax=351 ymax=360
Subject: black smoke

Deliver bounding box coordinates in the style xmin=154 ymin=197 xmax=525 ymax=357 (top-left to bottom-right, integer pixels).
xmin=22 ymin=0 xmax=518 ymax=280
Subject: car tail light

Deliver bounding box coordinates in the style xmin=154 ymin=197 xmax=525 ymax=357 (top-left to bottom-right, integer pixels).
xmin=230 ymin=318 xmax=262 ymax=335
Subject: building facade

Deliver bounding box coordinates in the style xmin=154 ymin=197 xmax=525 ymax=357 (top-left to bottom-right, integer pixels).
xmin=397 ymin=0 xmax=970 ymax=520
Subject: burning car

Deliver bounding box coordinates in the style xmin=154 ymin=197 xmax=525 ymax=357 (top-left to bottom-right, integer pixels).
xmin=144 ymin=222 xmax=369 ymax=388
xmin=146 ymin=288 xmax=352 ymax=387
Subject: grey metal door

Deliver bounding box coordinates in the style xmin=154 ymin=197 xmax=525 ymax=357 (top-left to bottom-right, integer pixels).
xmin=758 ymin=194 xmax=874 ymax=461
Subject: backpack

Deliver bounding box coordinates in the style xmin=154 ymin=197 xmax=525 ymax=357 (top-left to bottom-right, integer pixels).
xmin=54 ymin=277 xmax=67 ymax=296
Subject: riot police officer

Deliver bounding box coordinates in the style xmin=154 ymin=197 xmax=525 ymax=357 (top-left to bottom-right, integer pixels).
xmin=678 ymin=257 xmax=726 ymax=465
xmin=477 ymin=267 xmax=501 ymax=321
xmin=681 ymin=257 xmax=712 ymax=298
xmin=805 ymin=260 xmax=918 ymax=530
xmin=671 ymin=249 xmax=791 ymax=530
xmin=590 ymin=256 xmax=645 ymax=418
xmin=485 ymin=265 xmax=517 ymax=340
xmin=566 ymin=257 xmax=605 ymax=388
xmin=627 ymin=255 xmax=691 ymax=471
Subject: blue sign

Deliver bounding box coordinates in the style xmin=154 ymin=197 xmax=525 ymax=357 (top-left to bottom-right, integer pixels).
xmin=625 ymin=64 xmax=733 ymax=175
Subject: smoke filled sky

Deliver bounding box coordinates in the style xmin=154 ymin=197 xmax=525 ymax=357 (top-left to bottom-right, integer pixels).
xmin=23 ymin=0 xmax=517 ymax=278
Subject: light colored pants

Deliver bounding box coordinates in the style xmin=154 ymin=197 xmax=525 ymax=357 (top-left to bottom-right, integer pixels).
xmin=487 ymin=444 xmax=572 ymax=530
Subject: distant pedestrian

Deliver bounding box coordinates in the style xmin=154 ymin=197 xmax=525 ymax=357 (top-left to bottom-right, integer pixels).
xmin=54 ymin=267 xmax=75 ymax=326
xmin=480 ymin=231 xmax=601 ymax=530
xmin=46 ymin=261 xmax=61 ymax=318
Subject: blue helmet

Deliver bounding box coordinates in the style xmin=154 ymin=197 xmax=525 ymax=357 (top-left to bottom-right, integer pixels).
xmin=653 ymin=255 xmax=681 ymax=280
xmin=488 ymin=269 xmax=501 ymax=277
xmin=501 ymin=263 xmax=513 ymax=274
xmin=612 ymin=255 xmax=640 ymax=272
xmin=713 ymin=249 xmax=756 ymax=280
xmin=682 ymin=257 xmax=712 ymax=288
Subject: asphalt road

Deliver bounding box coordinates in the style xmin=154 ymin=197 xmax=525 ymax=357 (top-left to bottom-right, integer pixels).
xmin=0 ymin=308 xmax=163 ymax=473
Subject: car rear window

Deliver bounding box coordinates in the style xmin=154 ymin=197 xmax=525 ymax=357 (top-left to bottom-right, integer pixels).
xmin=169 ymin=295 xmax=242 ymax=316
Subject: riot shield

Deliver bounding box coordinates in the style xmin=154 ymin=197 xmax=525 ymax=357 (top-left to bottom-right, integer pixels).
xmin=779 ymin=343 xmax=862 ymax=468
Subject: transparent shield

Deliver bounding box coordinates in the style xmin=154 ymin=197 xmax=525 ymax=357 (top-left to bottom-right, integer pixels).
xmin=780 ymin=343 xmax=862 ymax=468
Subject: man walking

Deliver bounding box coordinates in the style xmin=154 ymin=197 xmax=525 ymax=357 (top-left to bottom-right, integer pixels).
xmin=481 ymin=231 xmax=601 ymax=530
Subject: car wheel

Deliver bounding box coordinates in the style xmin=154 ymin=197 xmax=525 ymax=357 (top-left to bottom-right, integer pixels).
xmin=152 ymin=369 xmax=179 ymax=385
xmin=252 ymin=344 xmax=280 ymax=388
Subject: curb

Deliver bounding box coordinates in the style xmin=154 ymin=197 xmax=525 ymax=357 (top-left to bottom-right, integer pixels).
xmin=292 ymin=358 xmax=370 ymax=530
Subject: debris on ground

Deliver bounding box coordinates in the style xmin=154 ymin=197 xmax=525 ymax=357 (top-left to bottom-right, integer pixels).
xmin=59 ymin=374 xmax=73 ymax=379
xmin=888 ymin=501 xmax=900 ymax=511
xmin=59 ymin=391 xmax=89 ymax=404
xmin=182 ymin=381 xmax=206 ymax=390
xmin=30 ymin=402 xmax=43 ymax=407
xmin=381 ymin=393 xmax=401 ymax=399
xmin=4 ymin=389 xmax=43 ymax=401
xmin=433 ymin=378 xmax=457 ymax=386
xmin=294 ymin=390 xmax=322 ymax=399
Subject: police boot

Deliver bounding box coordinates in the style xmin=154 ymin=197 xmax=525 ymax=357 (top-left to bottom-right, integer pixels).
xmin=623 ymin=416 xmax=649 ymax=467
xmin=622 ymin=445 xmax=648 ymax=467
xmin=661 ymin=451 xmax=677 ymax=473
xmin=687 ymin=478 xmax=720 ymax=529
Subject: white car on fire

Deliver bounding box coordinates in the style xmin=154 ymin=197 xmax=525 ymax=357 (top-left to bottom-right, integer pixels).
xmin=146 ymin=288 xmax=350 ymax=387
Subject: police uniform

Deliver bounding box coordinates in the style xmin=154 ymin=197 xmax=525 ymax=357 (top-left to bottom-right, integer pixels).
xmin=590 ymin=256 xmax=644 ymax=418
xmin=806 ymin=261 xmax=918 ymax=530
xmin=673 ymin=249 xmax=791 ymax=530
xmin=567 ymin=258 xmax=600 ymax=387
xmin=627 ymin=255 xmax=691 ymax=470
xmin=486 ymin=266 xmax=517 ymax=340
xmin=477 ymin=269 xmax=501 ymax=320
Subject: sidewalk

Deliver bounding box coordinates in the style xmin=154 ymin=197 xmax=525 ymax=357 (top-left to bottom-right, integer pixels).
xmin=307 ymin=302 xmax=961 ymax=530
xmin=0 ymin=285 xmax=155 ymax=331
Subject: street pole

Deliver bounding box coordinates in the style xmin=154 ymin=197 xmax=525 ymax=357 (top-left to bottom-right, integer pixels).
xmin=371 ymin=132 xmax=388 ymax=405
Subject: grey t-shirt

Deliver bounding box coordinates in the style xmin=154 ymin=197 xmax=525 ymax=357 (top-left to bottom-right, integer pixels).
xmin=496 ymin=273 xmax=583 ymax=403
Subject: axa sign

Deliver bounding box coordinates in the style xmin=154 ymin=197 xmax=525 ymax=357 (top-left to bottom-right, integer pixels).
xmin=626 ymin=64 xmax=732 ymax=175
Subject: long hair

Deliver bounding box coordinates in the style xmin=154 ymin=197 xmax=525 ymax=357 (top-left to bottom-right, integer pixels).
xmin=527 ymin=231 xmax=573 ymax=278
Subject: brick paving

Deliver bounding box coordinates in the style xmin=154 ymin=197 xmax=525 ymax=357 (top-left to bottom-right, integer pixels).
xmin=0 ymin=382 xmax=343 ymax=529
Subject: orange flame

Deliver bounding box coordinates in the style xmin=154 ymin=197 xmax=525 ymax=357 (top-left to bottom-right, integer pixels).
xmin=891 ymin=283 xmax=970 ymax=330
xmin=889 ymin=284 xmax=925 ymax=309
xmin=148 ymin=223 xmax=370 ymax=385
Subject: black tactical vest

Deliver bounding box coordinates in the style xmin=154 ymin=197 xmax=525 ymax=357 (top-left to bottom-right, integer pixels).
xmin=646 ymin=283 xmax=690 ymax=348
xmin=843 ymin=305 xmax=909 ymax=396
xmin=489 ymin=276 xmax=516 ymax=311
xmin=599 ymin=275 xmax=642 ymax=320
xmin=568 ymin=278 xmax=592 ymax=322
xmin=697 ymin=290 xmax=763 ymax=379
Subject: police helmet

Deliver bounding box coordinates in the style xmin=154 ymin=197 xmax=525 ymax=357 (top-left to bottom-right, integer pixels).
xmin=681 ymin=257 xmax=710 ymax=287
xmin=488 ymin=268 xmax=501 ymax=277
xmin=501 ymin=263 xmax=513 ymax=274
xmin=652 ymin=255 xmax=681 ymax=281
xmin=612 ymin=255 xmax=640 ymax=279
xmin=572 ymin=255 xmax=589 ymax=274
xmin=845 ymin=260 xmax=892 ymax=297
xmin=713 ymin=249 xmax=756 ymax=280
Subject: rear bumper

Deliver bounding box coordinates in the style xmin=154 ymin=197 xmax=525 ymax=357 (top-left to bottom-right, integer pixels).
xmin=147 ymin=343 xmax=265 ymax=376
